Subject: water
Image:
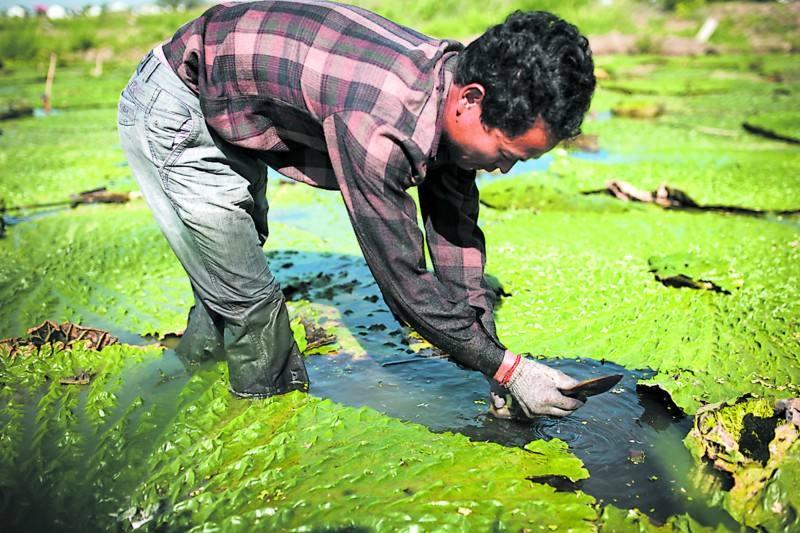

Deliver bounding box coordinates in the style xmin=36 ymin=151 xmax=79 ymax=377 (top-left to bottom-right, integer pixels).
xmin=477 ymin=153 xmax=555 ymax=183
xmin=474 ymin=148 xmax=640 ymax=187
xmin=256 ymin=250 xmax=737 ymax=528
xmin=109 ymin=331 xmax=732 ymax=528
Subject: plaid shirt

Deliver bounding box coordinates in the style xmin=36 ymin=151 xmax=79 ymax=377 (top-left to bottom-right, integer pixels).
xmin=161 ymin=0 xmax=505 ymax=376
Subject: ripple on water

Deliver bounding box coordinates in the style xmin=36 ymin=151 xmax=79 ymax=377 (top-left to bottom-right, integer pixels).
xmin=309 ymin=347 xmax=735 ymax=528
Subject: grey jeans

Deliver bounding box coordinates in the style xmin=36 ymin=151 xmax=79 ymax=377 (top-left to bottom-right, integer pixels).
xmin=117 ymin=50 xmax=308 ymax=397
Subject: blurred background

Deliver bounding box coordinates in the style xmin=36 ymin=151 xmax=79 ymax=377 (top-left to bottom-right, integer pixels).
xmin=0 ymin=0 xmax=797 ymax=67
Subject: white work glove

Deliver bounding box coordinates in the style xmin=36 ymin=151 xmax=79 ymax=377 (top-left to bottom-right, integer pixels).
xmin=504 ymin=356 xmax=585 ymax=417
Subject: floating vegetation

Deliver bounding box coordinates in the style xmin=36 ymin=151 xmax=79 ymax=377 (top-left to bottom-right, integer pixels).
xmin=0 ymin=204 xmax=192 ymax=338
xmin=743 ymin=111 xmax=800 ymax=145
xmin=290 ymin=315 xmax=339 ymax=355
xmin=1 ymin=36 xmax=798 ymax=530
xmin=0 ymin=335 xmax=597 ymax=531
xmin=684 ymin=397 xmax=800 ymax=530
xmin=611 ymin=101 xmax=666 ymax=119
xmin=599 ymin=506 xmax=723 ymax=532
xmin=485 ymin=207 xmax=800 ymax=414
xmin=647 ymin=253 xmax=739 ymax=294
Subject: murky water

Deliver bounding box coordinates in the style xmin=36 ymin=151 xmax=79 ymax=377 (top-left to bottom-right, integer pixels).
xmin=256 ymin=249 xmax=737 ymax=528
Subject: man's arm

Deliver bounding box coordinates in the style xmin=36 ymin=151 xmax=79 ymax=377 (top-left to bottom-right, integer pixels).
xmin=322 ymin=111 xmax=505 ymax=377
xmin=417 ymin=164 xmax=501 ymax=341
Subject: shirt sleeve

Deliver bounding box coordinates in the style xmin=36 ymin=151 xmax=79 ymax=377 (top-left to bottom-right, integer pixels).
xmin=322 ymin=111 xmax=505 ymax=377
xmin=417 ymin=165 xmax=503 ymax=342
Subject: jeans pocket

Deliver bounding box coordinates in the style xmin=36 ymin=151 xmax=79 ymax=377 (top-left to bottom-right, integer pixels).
xmin=117 ymin=95 xmax=137 ymax=126
xmin=145 ymin=89 xmax=197 ymax=169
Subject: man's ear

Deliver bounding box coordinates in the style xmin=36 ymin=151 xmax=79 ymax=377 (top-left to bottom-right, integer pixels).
xmin=456 ymin=83 xmax=486 ymax=114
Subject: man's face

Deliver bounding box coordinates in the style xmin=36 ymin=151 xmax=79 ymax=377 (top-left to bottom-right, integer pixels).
xmin=442 ymin=84 xmax=557 ymax=173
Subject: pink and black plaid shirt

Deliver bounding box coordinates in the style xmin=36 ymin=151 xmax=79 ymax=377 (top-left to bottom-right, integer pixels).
xmin=161 ymin=0 xmax=505 ymax=375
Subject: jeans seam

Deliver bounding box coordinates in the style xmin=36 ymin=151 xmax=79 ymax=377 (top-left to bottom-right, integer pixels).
xmin=163 ymin=107 xmax=202 ymax=170
xmin=244 ymin=314 xmax=269 ymax=391
xmin=144 ymin=97 xmax=201 ymax=175
xmin=158 ymin=171 xmax=231 ymax=319
xmin=145 ymin=88 xmax=163 ymax=171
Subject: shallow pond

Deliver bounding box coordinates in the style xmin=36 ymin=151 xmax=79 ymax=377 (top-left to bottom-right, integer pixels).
xmin=223 ymin=246 xmax=739 ymax=527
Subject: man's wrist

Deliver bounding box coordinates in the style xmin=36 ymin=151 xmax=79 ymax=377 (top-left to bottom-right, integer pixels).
xmin=493 ymin=350 xmax=521 ymax=386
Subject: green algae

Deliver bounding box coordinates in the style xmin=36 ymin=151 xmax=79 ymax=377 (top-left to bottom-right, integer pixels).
xmin=565 ymin=54 xmax=800 ymax=212
xmin=0 ymin=341 xmax=176 ymax=530
xmin=477 ymin=56 xmax=800 ymax=421
xmin=484 ymin=208 xmax=800 ymax=414
xmin=1 ymin=338 xmax=598 ymax=531
xmin=744 ymin=111 xmax=800 ymax=144
xmin=684 ymin=397 xmax=800 ymax=531
xmin=124 ymin=379 xmax=596 ymax=531
xmin=290 ymin=314 xmax=339 ymax=355
xmin=481 ymin=174 xmax=637 ymax=214
xmin=601 ymin=66 xmax=763 ymax=97
xmin=599 ymin=506 xmax=729 ymax=532
xmin=0 ymin=108 xmax=132 ymax=207
xmin=647 ymin=253 xmax=742 ymax=294
xmin=1 ymin=45 xmax=799 ymax=531
xmin=0 ymin=203 xmax=192 ymax=338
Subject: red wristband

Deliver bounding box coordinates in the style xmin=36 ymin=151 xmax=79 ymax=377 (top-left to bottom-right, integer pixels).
xmin=494 ymin=351 xmax=521 ymax=386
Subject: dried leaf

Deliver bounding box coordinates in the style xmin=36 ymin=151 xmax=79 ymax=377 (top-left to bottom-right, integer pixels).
xmin=1 ymin=320 xmax=118 ymax=357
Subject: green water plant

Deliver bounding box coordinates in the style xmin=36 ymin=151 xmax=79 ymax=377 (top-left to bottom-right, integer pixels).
xmin=600 ymin=505 xmax=730 ymax=532
xmin=743 ymin=111 xmax=800 ymax=144
xmin=484 ymin=207 xmax=800 ymax=414
xmin=1 ymin=336 xmax=599 ymax=531
xmin=0 ymin=203 xmax=191 ymax=338
xmin=684 ymin=397 xmax=800 ymax=531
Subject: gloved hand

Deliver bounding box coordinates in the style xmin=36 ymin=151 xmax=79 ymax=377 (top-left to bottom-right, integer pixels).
xmin=494 ymin=353 xmax=584 ymax=418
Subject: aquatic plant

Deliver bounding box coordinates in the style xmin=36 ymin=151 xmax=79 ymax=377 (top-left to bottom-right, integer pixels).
xmin=1 ymin=338 xmax=597 ymax=531
xmin=684 ymin=397 xmax=800 ymax=531
xmin=484 ymin=207 xmax=799 ymax=414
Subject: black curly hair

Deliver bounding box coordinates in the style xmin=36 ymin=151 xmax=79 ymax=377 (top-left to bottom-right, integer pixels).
xmin=454 ymin=11 xmax=595 ymax=141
